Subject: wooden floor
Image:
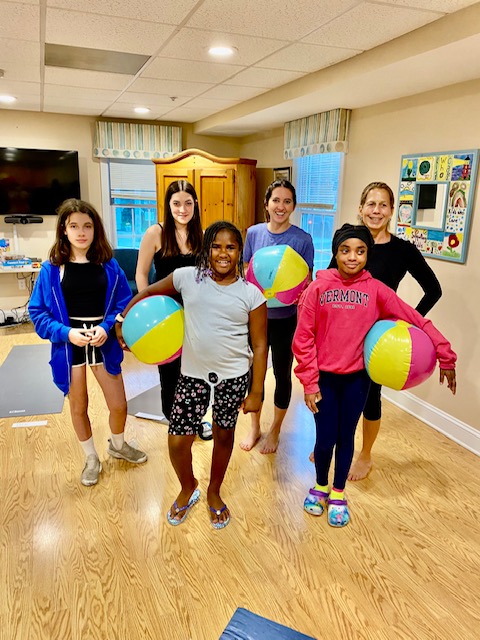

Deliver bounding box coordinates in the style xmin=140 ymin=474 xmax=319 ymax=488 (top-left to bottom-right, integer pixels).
xmin=1 ymin=325 xmax=479 ymax=640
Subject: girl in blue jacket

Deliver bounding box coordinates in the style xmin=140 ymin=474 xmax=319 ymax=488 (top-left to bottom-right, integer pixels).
xmin=29 ymin=199 xmax=147 ymax=486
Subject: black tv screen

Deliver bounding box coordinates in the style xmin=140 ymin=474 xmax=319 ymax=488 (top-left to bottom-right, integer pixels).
xmin=0 ymin=147 xmax=80 ymax=216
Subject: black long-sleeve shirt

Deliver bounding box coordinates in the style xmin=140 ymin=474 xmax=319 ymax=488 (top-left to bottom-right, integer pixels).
xmin=328 ymin=234 xmax=442 ymax=316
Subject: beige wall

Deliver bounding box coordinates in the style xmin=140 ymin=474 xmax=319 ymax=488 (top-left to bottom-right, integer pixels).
xmin=341 ymin=79 xmax=480 ymax=430
xmin=0 ymin=111 xmax=244 ymax=308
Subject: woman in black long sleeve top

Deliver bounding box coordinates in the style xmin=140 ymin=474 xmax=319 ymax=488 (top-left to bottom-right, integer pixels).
xmin=321 ymin=182 xmax=442 ymax=481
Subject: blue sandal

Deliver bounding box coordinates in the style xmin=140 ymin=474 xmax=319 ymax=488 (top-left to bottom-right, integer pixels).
xmin=209 ymin=504 xmax=230 ymax=529
xmin=304 ymin=487 xmax=329 ymax=516
xmin=167 ymin=488 xmax=200 ymax=526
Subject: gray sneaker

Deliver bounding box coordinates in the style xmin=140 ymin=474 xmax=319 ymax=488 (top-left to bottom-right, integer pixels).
xmin=107 ymin=439 xmax=148 ymax=464
xmin=81 ymin=454 xmax=102 ymax=486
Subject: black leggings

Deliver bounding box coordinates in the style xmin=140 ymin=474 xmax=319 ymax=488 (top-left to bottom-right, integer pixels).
xmin=268 ymin=314 xmax=297 ymax=410
xmin=313 ymin=370 xmax=371 ymax=491
xmin=363 ymin=380 xmax=382 ymax=421
xmin=158 ymin=357 xmax=181 ymax=421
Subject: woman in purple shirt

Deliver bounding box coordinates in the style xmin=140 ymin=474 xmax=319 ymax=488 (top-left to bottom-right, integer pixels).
xmin=240 ymin=179 xmax=314 ymax=454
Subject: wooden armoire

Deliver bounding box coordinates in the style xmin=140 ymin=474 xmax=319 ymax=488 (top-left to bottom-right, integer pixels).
xmin=152 ymin=149 xmax=257 ymax=236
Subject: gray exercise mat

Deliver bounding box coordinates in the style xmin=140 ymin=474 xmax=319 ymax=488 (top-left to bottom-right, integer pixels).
xmin=0 ymin=344 xmax=64 ymax=419
xmin=127 ymin=384 xmax=168 ymax=423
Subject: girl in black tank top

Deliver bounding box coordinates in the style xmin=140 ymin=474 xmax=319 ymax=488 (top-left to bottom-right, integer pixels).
xmin=135 ymin=181 xmax=204 ymax=422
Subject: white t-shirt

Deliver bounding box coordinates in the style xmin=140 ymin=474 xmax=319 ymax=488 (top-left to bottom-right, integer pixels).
xmin=173 ymin=267 xmax=266 ymax=382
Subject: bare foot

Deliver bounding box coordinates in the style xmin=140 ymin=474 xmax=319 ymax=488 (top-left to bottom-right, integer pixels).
xmin=239 ymin=429 xmax=261 ymax=451
xmin=309 ymin=451 xmax=314 ymax=463
xmin=347 ymin=456 xmax=373 ymax=481
xmin=259 ymin=431 xmax=279 ymax=454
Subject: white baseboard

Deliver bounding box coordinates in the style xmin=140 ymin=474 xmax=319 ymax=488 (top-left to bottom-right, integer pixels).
xmin=382 ymin=388 xmax=480 ymax=456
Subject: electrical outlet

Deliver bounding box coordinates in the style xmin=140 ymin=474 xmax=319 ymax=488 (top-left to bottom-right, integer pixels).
xmin=18 ymin=279 xmax=26 ymax=290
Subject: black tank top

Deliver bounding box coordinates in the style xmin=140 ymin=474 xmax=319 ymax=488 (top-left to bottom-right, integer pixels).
xmin=61 ymin=262 xmax=107 ymax=317
xmin=153 ymin=225 xmax=197 ymax=304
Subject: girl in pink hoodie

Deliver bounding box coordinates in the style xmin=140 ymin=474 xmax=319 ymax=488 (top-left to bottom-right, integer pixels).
xmin=292 ymin=224 xmax=456 ymax=527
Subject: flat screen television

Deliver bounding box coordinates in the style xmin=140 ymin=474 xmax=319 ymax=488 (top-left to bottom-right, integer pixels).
xmin=0 ymin=147 xmax=80 ymax=218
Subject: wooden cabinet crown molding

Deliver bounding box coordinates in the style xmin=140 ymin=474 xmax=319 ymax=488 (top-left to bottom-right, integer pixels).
xmin=152 ymin=148 xmax=257 ymax=167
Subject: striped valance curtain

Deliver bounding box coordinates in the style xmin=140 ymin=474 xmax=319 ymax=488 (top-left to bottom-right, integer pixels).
xmin=93 ymin=121 xmax=182 ymax=160
xmin=284 ymin=108 xmax=351 ymax=159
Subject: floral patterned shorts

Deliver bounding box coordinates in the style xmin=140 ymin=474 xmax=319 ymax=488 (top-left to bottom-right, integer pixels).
xmin=168 ymin=372 xmax=250 ymax=436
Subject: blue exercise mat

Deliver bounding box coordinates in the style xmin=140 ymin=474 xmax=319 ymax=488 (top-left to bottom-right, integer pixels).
xmin=220 ymin=608 xmax=315 ymax=639
xmin=0 ymin=344 xmax=64 ymax=419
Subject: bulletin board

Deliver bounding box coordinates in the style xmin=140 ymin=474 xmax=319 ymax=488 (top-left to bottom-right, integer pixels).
xmin=395 ymin=149 xmax=479 ymax=263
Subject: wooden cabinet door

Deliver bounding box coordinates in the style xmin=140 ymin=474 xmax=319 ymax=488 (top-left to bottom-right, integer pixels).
xmin=156 ymin=168 xmax=195 ymax=220
xmin=195 ymin=169 xmax=235 ymax=229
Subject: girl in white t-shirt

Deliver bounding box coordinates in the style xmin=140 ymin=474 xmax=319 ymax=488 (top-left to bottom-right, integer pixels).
xmin=117 ymin=222 xmax=267 ymax=529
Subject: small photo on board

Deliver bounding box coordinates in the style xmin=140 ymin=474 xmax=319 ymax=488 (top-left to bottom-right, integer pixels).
xmin=273 ymin=167 xmax=291 ymax=182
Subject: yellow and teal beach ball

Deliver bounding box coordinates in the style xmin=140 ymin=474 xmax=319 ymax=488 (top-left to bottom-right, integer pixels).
xmin=122 ymin=296 xmax=184 ymax=365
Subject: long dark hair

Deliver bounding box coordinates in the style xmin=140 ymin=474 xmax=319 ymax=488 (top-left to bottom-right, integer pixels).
xmin=264 ymin=179 xmax=297 ymax=222
xmin=196 ymin=221 xmax=245 ymax=281
xmin=160 ymin=180 xmax=203 ymax=258
xmin=49 ymin=198 xmax=112 ymax=265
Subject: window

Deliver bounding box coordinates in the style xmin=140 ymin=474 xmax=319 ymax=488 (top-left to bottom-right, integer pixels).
xmin=294 ymin=153 xmax=343 ymax=272
xmin=108 ymin=161 xmax=157 ymax=248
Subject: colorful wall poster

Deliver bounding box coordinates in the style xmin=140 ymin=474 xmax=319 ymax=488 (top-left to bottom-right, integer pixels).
xmin=396 ymin=149 xmax=478 ymax=264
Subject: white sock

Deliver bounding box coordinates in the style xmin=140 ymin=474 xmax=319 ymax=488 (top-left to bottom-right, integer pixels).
xmin=110 ymin=432 xmax=125 ymax=451
xmin=80 ymin=436 xmax=97 ymax=458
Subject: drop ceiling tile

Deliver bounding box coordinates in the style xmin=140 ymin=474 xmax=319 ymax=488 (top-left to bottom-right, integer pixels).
xmin=129 ymin=77 xmax=214 ymax=97
xmin=43 ymin=101 xmax=111 ymax=115
xmin=116 ymin=92 xmax=190 ymax=107
xmin=1 ymin=97 xmax=41 ymax=112
xmin=385 ymin=0 xmax=477 ymax=11
xmin=200 ymin=85 xmax=266 ymax=101
xmin=304 ymin=2 xmax=443 ymax=50
xmin=47 ymin=0 xmax=199 ymax=24
xmin=158 ymin=106 xmax=220 ymax=122
xmin=46 ymin=9 xmax=176 ymax=55
xmin=0 ymin=39 xmax=40 ymax=82
xmin=186 ymin=0 xmax=359 ymax=40
xmin=102 ymin=104 xmax=172 ymax=119
xmin=44 ymin=67 xmax=133 ymax=90
xmin=159 ymin=28 xmax=285 ymax=66
xmin=0 ymin=2 xmax=40 ymax=41
xmin=0 ymin=79 xmax=40 ymax=96
xmin=184 ymin=96 xmax=239 ymax=110
xmin=0 ymin=38 xmax=39 ymax=64
xmin=143 ymin=58 xmax=243 ymax=83
xmin=44 ymin=84 xmax=122 ymax=102
xmin=260 ymin=42 xmax=361 ymax=73
xmin=225 ymin=67 xmax=305 ymax=89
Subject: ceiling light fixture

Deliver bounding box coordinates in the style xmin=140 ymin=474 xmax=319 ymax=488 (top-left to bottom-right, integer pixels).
xmin=0 ymin=95 xmax=16 ymax=104
xmin=134 ymin=107 xmax=150 ymax=114
xmin=208 ymin=46 xmax=235 ymax=58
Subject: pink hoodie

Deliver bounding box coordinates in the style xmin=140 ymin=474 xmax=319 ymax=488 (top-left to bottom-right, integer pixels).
xmin=293 ymin=269 xmax=456 ymax=395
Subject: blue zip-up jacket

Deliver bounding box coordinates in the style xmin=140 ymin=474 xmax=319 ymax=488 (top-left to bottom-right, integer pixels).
xmin=28 ymin=259 xmax=132 ymax=395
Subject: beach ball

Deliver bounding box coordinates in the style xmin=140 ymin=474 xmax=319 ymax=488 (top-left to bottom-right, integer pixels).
xmin=364 ymin=320 xmax=436 ymax=390
xmin=246 ymin=244 xmax=309 ymax=308
xmin=122 ymin=296 xmax=184 ymax=365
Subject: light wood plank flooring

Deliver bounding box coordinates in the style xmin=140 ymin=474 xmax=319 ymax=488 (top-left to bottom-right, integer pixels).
xmin=1 ymin=325 xmax=479 ymax=639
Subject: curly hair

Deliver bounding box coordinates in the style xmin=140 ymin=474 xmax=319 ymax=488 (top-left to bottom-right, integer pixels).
xmin=196 ymin=221 xmax=245 ymax=281
xmin=49 ymin=198 xmax=112 ymax=265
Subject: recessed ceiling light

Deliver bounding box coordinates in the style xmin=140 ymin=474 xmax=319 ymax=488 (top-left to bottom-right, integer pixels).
xmin=0 ymin=95 xmax=17 ymax=104
xmin=134 ymin=107 xmax=150 ymax=114
xmin=208 ymin=46 xmax=236 ymax=58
